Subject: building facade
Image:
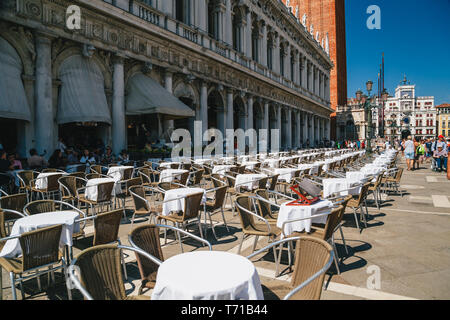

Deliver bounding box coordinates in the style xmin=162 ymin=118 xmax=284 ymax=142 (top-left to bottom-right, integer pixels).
xmin=436 ymin=104 xmax=450 ymax=138
xmin=0 ymin=0 xmax=333 ymax=158
xmin=282 ymin=0 xmax=347 ymax=140
xmin=336 ymin=97 xmax=368 ymax=142
xmin=377 ymin=77 xmax=436 ymax=141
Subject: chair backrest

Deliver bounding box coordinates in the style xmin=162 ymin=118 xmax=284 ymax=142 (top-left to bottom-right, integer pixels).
xmin=75 ymin=244 xmax=126 ymax=300
xmin=258 ymin=177 xmax=269 ymax=190
xmin=157 ymin=182 xmax=180 ymax=191
xmin=225 ymin=175 xmax=236 ymax=188
xmin=237 ymin=165 xmax=246 ymax=174
xmin=42 ymin=168 xmax=60 ymax=173
xmin=93 ymin=209 xmax=123 ymax=246
xmin=235 ymin=196 xmax=257 ymax=234
xmin=129 ymin=185 xmax=149 ymax=212
xmin=211 ymin=174 xmax=225 ymax=188
xmin=126 ymin=177 xmax=142 ymax=195
xmin=96 ymin=182 xmax=115 ymax=203
xmin=170 ymin=163 xmax=179 ymax=169
xmin=45 ymin=173 xmax=63 ymax=192
xmin=90 ymin=165 xmax=102 ymax=175
xmin=139 ymin=168 xmax=158 ymax=184
xmin=320 ymin=206 xmax=343 ymax=241
xmin=193 ymin=169 xmax=204 ymax=185
xmin=353 ymin=183 xmax=371 ymax=206
xmin=24 ymin=200 xmax=56 ymax=215
xmin=18 ymin=170 xmax=38 ymax=188
xmin=59 ymin=176 xmax=78 ymax=198
xmin=255 ymin=189 xmax=277 ymax=221
xmin=395 ymin=168 xmax=404 ymax=181
xmin=178 ymin=171 xmax=190 ymax=185
xmin=122 ymin=168 xmax=134 ymax=181
xmin=268 ymin=174 xmax=279 ymax=191
xmin=182 ymin=192 xmax=203 ymax=220
xmin=209 ymin=186 xmax=228 ymax=211
xmin=0 ymin=193 xmax=27 ymax=218
xmin=181 ymin=163 xmax=192 ymax=171
xmin=20 ymin=224 xmax=63 ymax=271
xmin=289 ymin=236 xmax=333 ymax=300
xmin=129 ymin=225 xmax=164 ymax=285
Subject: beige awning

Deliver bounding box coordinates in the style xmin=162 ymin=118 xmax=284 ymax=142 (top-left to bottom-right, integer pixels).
xmin=0 ymin=37 xmax=31 ymax=121
xmin=126 ymin=73 xmax=195 ymax=119
xmin=57 ymin=54 xmax=111 ymax=125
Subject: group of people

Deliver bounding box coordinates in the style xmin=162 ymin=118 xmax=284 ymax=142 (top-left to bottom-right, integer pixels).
xmin=334 ymin=139 xmax=366 ymax=150
xmin=402 ymin=135 xmax=449 ymax=172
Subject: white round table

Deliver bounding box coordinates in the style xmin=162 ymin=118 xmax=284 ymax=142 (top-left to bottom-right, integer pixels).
xmin=159 ymin=169 xmax=189 ymax=183
xmin=322 ymin=178 xmax=361 ymax=199
xmin=85 ymin=178 xmax=121 ymax=201
xmin=161 ymin=187 xmax=206 ymax=216
xmin=235 ymin=174 xmax=267 ymax=192
xmin=277 ymin=200 xmax=332 ymax=237
xmin=0 ymin=211 xmax=80 ymax=258
xmin=151 ymin=251 xmax=264 ymax=300
xmin=35 ymin=172 xmax=65 ymax=189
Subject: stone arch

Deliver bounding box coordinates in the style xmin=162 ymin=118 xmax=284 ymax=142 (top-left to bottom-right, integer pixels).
xmin=173 ymin=79 xmax=199 ymax=106
xmin=0 ymin=28 xmax=34 ymax=76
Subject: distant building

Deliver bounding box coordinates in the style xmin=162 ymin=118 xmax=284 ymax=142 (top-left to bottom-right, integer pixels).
xmin=436 ymin=104 xmax=450 ymax=138
xmin=336 ymin=98 xmax=367 ymax=141
xmin=377 ymin=77 xmax=436 ymax=141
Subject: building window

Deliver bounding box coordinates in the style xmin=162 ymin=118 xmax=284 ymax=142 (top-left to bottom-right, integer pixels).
xmin=267 ymin=38 xmax=273 ymax=70
xmin=232 ymin=7 xmax=243 ymax=52
xmin=280 ymin=45 xmax=285 ymax=77
xmin=176 ymin=0 xmax=191 ymax=25
xmin=251 ymin=20 xmax=259 ymax=63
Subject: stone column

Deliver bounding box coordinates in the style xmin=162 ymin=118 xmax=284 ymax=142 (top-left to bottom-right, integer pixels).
xmin=245 ymin=8 xmax=252 ymax=59
xmin=315 ymin=68 xmax=320 ymax=96
xmin=261 ymin=22 xmax=267 ymax=67
xmin=286 ymin=107 xmax=292 ymax=149
xmin=327 ymin=118 xmax=331 ymax=140
xmin=274 ymin=33 xmax=280 ymax=74
xmin=226 ymin=88 xmax=233 ymax=131
xmin=276 ymin=105 xmax=282 ymax=147
xmin=310 ymin=114 xmax=315 ymax=147
xmin=224 ymin=0 xmax=232 ymax=45
xmin=197 ymin=0 xmax=207 ymax=31
xmin=264 ymin=101 xmax=269 ymax=131
xmin=293 ymin=51 xmax=300 ymax=85
xmin=200 ymin=81 xmax=208 ymax=135
xmin=285 ymin=43 xmax=291 ymax=81
xmin=112 ymin=56 xmax=126 ymax=155
xmin=35 ymin=33 xmax=54 ymax=157
xmin=247 ymin=95 xmax=254 ymax=130
xmin=303 ymin=111 xmax=308 ymax=147
xmin=296 ymin=111 xmax=301 ymax=148
xmin=163 ymin=71 xmax=174 ymax=137
xmin=309 ymin=63 xmax=314 ymax=93
xmin=302 ymin=57 xmax=308 ymax=89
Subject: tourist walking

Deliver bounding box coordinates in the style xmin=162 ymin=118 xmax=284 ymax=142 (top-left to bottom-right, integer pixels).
xmin=404 ymin=136 xmax=415 ymax=171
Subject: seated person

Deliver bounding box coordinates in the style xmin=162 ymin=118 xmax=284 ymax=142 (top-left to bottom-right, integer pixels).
xmin=433 ymin=145 xmax=448 ymax=172
xmin=0 ymin=150 xmax=14 ymax=173
xmin=117 ymin=149 xmax=129 ymax=163
xmin=27 ymin=148 xmax=48 ymax=170
xmin=80 ymin=149 xmax=96 ymax=165
xmin=66 ymin=148 xmax=79 ymax=164
xmin=8 ymin=153 xmax=23 ymax=170
xmin=101 ymin=146 xmax=115 ymax=164
xmin=48 ymin=149 xmax=65 ymax=169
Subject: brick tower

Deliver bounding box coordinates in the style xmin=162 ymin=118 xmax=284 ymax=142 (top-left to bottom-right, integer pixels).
xmin=283 ymin=0 xmax=347 ymax=140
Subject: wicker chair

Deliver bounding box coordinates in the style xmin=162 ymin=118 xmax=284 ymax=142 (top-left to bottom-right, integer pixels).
xmin=190 ymin=169 xmax=205 ymax=187
xmin=234 ymin=196 xmax=281 ymax=257
xmin=157 ymin=181 xmax=183 ymax=191
xmin=381 ymin=168 xmax=404 ymax=196
xmin=156 ymin=192 xmax=205 ymax=253
xmin=368 ymin=172 xmax=384 ymax=209
xmin=0 ymin=193 xmax=27 ymax=217
xmin=30 ymin=173 xmax=63 ymax=200
xmin=17 ymin=170 xmax=39 ymax=201
xmin=58 ymin=176 xmax=87 ymax=205
xmin=128 ymin=224 xmax=212 ymax=295
xmin=92 ymin=209 xmax=128 ymax=280
xmin=138 ymin=167 xmax=160 ymax=188
xmin=68 ymin=171 xmax=86 ymax=179
xmin=129 ymin=185 xmax=159 ymax=227
xmin=0 ymin=224 xmax=68 ymax=300
xmin=67 ymin=244 xmax=155 ymax=300
xmin=77 ymin=181 xmax=115 ymax=216
xmin=204 ymin=185 xmax=229 ymax=238
xmin=114 ymin=177 xmax=143 ymax=211
xmin=346 ymin=183 xmax=371 ymax=233
xmin=268 ymin=174 xmax=280 ymax=191
xmin=173 ymin=171 xmax=190 ymax=186
xmin=0 ymin=209 xmax=26 ymax=251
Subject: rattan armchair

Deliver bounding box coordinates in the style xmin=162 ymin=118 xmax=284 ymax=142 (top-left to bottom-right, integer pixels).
xmin=77 ymin=181 xmax=115 ymax=216
xmin=128 ymin=224 xmax=212 ymax=294
xmin=0 ymin=193 xmax=27 ymax=216
xmin=0 ymin=224 xmax=68 ymax=300
xmin=248 ymin=236 xmax=333 ymax=300
xmin=67 ymin=244 xmax=157 ymax=300
xmin=17 ymin=170 xmax=39 ymax=201
xmin=203 ymin=185 xmax=229 ymax=239
xmin=58 ymin=176 xmax=87 ymax=206
xmin=346 ymin=183 xmax=371 ymax=233
xmin=30 ymin=173 xmax=64 ymax=200
xmin=129 ymin=185 xmax=159 ymax=227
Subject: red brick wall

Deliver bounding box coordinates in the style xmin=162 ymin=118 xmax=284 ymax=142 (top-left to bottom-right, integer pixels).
xmin=283 ymin=0 xmax=347 ymax=140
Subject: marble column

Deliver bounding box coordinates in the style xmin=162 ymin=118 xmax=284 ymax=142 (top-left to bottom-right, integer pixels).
xmin=315 ymin=69 xmax=320 ymax=96
xmin=285 ymin=43 xmax=291 ymax=80
xmin=274 ymin=33 xmax=280 ymax=74
xmin=303 ymin=112 xmax=308 ymax=147
xmin=112 ymin=56 xmax=126 ymax=155
xmin=163 ymin=71 xmax=174 ymax=137
xmin=296 ymin=111 xmax=301 ymax=148
xmin=224 ymin=0 xmax=232 ymax=45
xmin=200 ymin=81 xmax=208 ymax=135
xmin=245 ymin=8 xmax=252 ymax=59
xmin=310 ymin=114 xmax=314 ymax=147
xmin=247 ymin=95 xmax=254 ymax=130
xmin=264 ymin=101 xmax=269 ymax=131
xmin=294 ymin=52 xmax=300 ymax=85
xmin=327 ymin=118 xmax=331 ymax=140
xmin=276 ymin=105 xmax=282 ymax=147
xmin=302 ymin=57 xmax=308 ymax=89
xmin=261 ymin=22 xmax=267 ymax=67
xmin=35 ymin=33 xmax=54 ymax=157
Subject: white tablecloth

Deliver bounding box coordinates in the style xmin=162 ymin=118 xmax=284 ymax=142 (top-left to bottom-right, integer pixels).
xmin=85 ymin=178 xmax=122 ymax=201
xmin=263 ymin=158 xmax=281 ymax=168
xmin=151 ymin=251 xmax=264 ymax=300
xmin=193 ymin=159 xmax=212 ymax=165
xmin=241 ymin=161 xmax=259 ymax=170
xmin=322 ymin=178 xmax=361 ymax=198
xmin=106 ymin=166 xmax=134 ymax=181
xmin=277 ymin=200 xmax=332 ymax=236
xmin=35 ymin=172 xmax=64 ymax=189
xmin=212 ymin=165 xmax=236 ymax=175
xmin=162 ymin=187 xmax=206 ymax=216
xmin=159 ymin=162 xmax=181 ymax=169
xmin=160 ymin=169 xmax=189 ymax=183
xmin=0 ymin=211 xmax=80 ymax=258
xmin=235 ymin=174 xmax=267 ymax=192
xmin=271 ymin=168 xmax=298 ymax=182
xmin=360 ymin=165 xmax=384 ymax=176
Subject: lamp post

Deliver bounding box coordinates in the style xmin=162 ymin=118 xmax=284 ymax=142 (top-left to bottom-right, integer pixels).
xmin=356 ymin=80 xmax=387 ymax=154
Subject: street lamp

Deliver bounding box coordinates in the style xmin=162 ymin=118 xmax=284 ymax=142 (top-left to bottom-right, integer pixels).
xmin=356 ymin=81 xmax=386 ymax=154
xmin=380 ymin=89 xmax=389 ymax=137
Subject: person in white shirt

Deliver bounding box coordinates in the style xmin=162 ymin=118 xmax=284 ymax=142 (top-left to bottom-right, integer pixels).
xmin=404 ymin=136 xmax=415 ymax=171
xmin=80 ymin=149 xmax=96 ymax=165
xmin=57 ymin=137 xmax=67 ymax=154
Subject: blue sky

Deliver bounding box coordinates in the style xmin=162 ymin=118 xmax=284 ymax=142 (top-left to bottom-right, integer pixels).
xmin=345 ymin=0 xmax=450 ymax=105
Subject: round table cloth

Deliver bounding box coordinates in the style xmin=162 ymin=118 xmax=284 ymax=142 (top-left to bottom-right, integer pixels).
xmin=35 ymin=172 xmax=65 ymax=189
xmin=85 ymin=177 xmax=122 ymax=201
xmin=161 ymin=187 xmax=207 ymax=216
xmin=0 ymin=211 xmax=80 ymax=258
xmin=263 ymin=158 xmax=280 ymax=168
xmin=241 ymin=161 xmax=259 ymax=170
xmin=277 ymin=200 xmax=332 ymax=237
xmin=193 ymin=158 xmax=212 ymax=165
xmin=160 ymin=169 xmax=189 ymax=183
xmin=107 ymin=166 xmax=134 ymax=181
xmin=271 ymin=168 xmax=298 ymax=182
xmin=151 ymin=251 xmax=264 ymax=300
xmin=235 ymin=174 xmax=267 ymax=192
xmin=322 ymin=178 xmax=361 ymax=199
xmin=212 ymin=165 xmax=236 ymax=174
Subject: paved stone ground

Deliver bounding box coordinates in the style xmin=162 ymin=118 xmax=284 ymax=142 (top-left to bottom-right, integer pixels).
xmin=2 ymin=157 xmax=449 ymax=300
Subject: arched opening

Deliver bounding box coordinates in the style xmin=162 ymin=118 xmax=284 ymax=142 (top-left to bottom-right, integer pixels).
xmin=233 ymin=96 xmax=246 ymax=131
xmin=268 ymin=106 xmax=277 ymax=150
xmin=174 ymin=97 xmax=195 ymax=137
xmin=0 ymin=36 xmax=30 ymax=156
xmin=345 ymin=120 xmax=356 ymax=140
xmin=267 ymin=33 xmax=273 ymax=70
xmin=251 ymin=17 xmax=259 ymax=62
xmin=232 ymin=6 xmax=243 ymax=52
xmin=281 ymin=109 xmax=288 ymax=149
xmin=207 ymin=90 xmax=224 ymax=133
xmin=280 ymin=43 xmax=286 ymax=77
